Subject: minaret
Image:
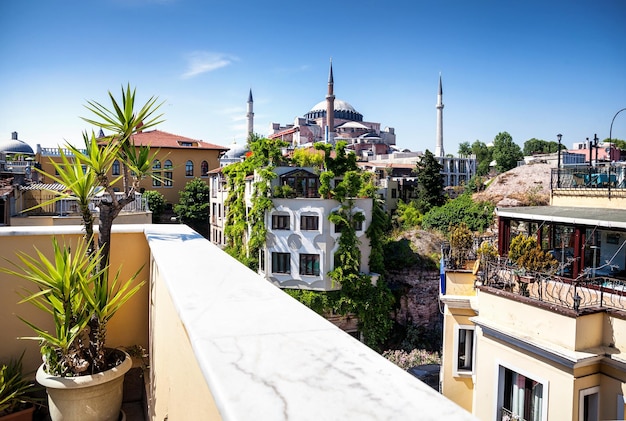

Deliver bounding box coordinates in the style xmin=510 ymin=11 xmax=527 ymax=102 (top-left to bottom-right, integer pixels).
xmin=435 ymin=74 xmax=445 ymax=157
xmin=246 ymin=89 xmax=254 ymax=137
xmin=325 ymin=59 xmax=335 ymax=143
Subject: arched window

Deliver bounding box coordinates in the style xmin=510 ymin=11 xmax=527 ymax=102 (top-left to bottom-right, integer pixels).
xmin=112 ymin=160 xmax=120 ymax=176
xmin=164 ymin=160 xmax=173 ymax=187
xmin=185 ymin=160 xmax=194 ymax=177
xmin=201 ymin=161 xmax=209 ymax=177
xmin=152 ymin=160 xmax=161 ymax=187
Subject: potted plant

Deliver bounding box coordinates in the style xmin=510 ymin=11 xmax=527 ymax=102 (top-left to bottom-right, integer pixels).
xmin=508 ymin=234 xmax=557 ymax=296
xmin=0 ymin=352 xmax=39 ymax=421
xmin=2 ymin=85 xmax=161 ymax=421
xmin=2 ymin=236 xmax=143 ymax=421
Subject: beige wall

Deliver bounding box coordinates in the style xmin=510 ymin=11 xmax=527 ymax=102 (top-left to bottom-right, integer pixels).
xmin=445 ymin=270 xmax=477 ymax=297
xmin=10 ymin=213 xmax=151 ymax=226
xmin=441 ymin=307 xmax=475 ymax=413
xmin=552 ymin=191 xmax=626 ymax=209
xmin=0 ymin=229 xmax=149 ymax=377
xmin=149 ymin=262 xmax=221 ymax=420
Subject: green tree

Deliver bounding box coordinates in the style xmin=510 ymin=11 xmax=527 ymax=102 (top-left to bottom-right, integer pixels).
xmin=393 ymin=200 xmax=422 ymax=229
xmin=174 ymin=178 xmax=211 ymax=238
xmin=143 ymin=190 xmax=165 ymax=223
xmin=471 ymin=140 xmax=492 ymax=176
xmin=492 ymin=131 xmax=523 ymax=173
xmin=414 ymin=149 xmax=445 ymax=213
xmin=291 ymin=148 xmax=324 ymax=168
xmin=422 ymin=193 xmax=494 ymax=233
xmin=523 ymin=138 xmax=562 ymax=155
xmin=458 ymin=141 xmax=472 ymax=156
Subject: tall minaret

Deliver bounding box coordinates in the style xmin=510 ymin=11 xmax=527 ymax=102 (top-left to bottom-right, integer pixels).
xmin=435 ymin=74 xmax=445 ymax=157
xmin=325 ymin=59 xmax=335 ymax=143
xmin=246 ymin=89 xmax=254 ymax=137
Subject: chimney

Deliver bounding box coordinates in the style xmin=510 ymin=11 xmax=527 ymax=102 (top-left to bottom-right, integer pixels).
xmin=11 ymin=131 xmax=18 ymax=140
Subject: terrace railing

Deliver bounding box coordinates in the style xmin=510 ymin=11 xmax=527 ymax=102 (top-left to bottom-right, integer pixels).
xmin=478 ymin=260 xmax=626 ymax=312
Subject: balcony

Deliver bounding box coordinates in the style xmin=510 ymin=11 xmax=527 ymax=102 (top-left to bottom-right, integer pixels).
xmin=0 ymin=224 xmax=475 ymax=420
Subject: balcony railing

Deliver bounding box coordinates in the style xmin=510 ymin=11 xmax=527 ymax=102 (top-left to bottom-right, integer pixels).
xmin=500 ymin=407 xmax=527 ymax=421
xmin=20 ymin=192 xmax=147 ymax=216
xmin=478 ymin=260 xmax=626 ymax=312
xmin=551 ymin=165 xmax=626 ymax=191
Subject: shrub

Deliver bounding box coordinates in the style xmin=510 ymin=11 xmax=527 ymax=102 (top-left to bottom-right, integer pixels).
xmin=143 ymin=190 xmax=165 ymax=223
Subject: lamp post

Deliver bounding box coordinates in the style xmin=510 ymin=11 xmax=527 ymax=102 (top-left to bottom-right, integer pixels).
xmin=609 ymin=107 xmax=626 ymax=146
xmin=557 ymin=133 xmax=562 ymax=188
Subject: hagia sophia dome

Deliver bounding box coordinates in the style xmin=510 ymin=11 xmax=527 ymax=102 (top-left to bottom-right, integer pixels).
xmin=304 ymin=99 xmax=363 ymax=122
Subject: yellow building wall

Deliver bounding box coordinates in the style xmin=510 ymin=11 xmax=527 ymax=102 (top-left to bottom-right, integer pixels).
xmin=37 ymin=146 xmax=222 ymax=205
xmin=551 ymin=192 xmax=626 ymax=209
xmin=10 ymin=213 xmax=151 ymax=226
xmin=474 ymin=329 xmax=575 ymax=421
xmin=0 ymin=229 xmax=149 ymax=377
xmin=441 ymin=307 xmax=476 ymax=413
xmin=150 ymin=260 xmax=221 ymax=420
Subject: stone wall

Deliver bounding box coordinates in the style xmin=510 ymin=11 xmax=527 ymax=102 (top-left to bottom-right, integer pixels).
xmin=387 ymin=268 xmax=442 ymax=328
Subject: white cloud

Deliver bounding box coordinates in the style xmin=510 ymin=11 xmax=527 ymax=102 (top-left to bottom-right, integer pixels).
xmin=181 ymin=52 xmax=236 ymax=79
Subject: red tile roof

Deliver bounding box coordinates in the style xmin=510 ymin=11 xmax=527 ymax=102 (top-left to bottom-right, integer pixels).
xmin=130 ymin=130 xmax=229 ymax=151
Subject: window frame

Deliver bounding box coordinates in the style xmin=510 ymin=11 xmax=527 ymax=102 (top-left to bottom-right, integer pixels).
xmin=272 ymin=214 xmax=290 ymax=230
xmin=185 ymin=160 xmax=194 ymax=177
xmin=271 ymin=252 xmax=290 ymax=274
xmin=496 ymin=362 xmax=548 ymax=421
xmin=300 ymin=214 xmax=319 ymax=231
xmin=299 ymin=253 xmax=320 ymax=276
xmin=453 ymin=325 xmax=475 ymax=376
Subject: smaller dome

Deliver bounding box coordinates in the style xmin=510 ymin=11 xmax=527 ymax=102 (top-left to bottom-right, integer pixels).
xmin=223 ymin=141 xmax=248 ymax=159
xmin=1 ymin=133 xmax=34 ymax=155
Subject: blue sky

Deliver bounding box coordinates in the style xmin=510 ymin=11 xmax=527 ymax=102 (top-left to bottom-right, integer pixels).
xmin=1 ymin=0 xmax=625 ymax=155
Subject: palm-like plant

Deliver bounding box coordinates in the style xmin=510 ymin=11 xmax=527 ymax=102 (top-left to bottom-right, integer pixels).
xmin=2 ymin=236 xmax=143 ymax=376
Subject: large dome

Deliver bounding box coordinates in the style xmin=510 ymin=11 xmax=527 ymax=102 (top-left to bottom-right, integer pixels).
xmin=0 ymin=132 xmax=34 ymax=155
xmin=308 ymin=99 xmax=357 ymax=113
xmin=304 ymin=99 xmax=363 ymax=122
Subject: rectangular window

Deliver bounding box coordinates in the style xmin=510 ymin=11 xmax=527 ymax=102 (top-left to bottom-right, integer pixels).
xmin=500 ymin=367 xmax=544 ymax=421
xmin=272 ymin=253 xmax=290 ymax=274
xmin=300 ymin=215 xmax=319 ymax=231
xmin=579 ymin=387 xmax=599 ymax=421
xmin=164 ymin=171 xmax=173 ymax=187
xmin=299 ymin=254 xmax=320 ymax=276
xmin=272 ymin=214 xmax=290 ymax=230
xmin=153 ymin=172 xmax=161 ymax=187
xmin=454 ymin=326 xmax=474 ymax=374
xmin=391 ymin=188 xmax=397 ymax=199
xmin=259 ymin=249 xmax=265 ymax=272
xmin=353 ymin=219 xmax=363 ymax=231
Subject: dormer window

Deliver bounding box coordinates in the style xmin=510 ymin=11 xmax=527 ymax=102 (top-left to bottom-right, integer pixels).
xmin=178 ymin=141 xmax=194 ymax=147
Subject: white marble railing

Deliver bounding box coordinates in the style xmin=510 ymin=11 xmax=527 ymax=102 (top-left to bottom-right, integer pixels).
xmin=146 ymin=224 xmax=476 ymax=420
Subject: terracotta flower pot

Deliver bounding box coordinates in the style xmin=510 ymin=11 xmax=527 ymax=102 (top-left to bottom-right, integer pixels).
xmin=35 ymin=351 xmax=131 ymax=421
xmin=0 ymin=406 xmax=34 ymax=421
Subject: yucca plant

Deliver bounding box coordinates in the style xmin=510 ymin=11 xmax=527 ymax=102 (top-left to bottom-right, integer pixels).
xmin=0 ymin=352 xmax=39 ymax=416
xmin=2 ymin=236 xmax=144 ymax=376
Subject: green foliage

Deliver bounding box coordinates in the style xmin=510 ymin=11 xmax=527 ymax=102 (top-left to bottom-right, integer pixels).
xmin=366 ymin=198 xmax=391 ymax=274
xmin=471 ymin=140 xmax=492 ymax=176
xmin=492 ymin=131 xmax=523 ymax=173
xmin=414 ymin=150 xmax=446 ymax=213
xmin=458 ymin=141 xmax=472 ymax=156
xmin=174 ymin=178 xmax=210 ymax=237
xmin=523 ymin=138 xmax=562 ymax=155
xmin=291 ymin=148 xmax=324 ymax=168
xmin=393 ymin=200 xmax=423 ymax=229
xmin=508 ymin=234 xmax=558 ymax=273
xmin=449 ymin=222 xmax=473 ymax=250
xmin=466 ymin=174 xmax=486 ymax=193
xmin=382 ymin=238 xmax=420 ymax=268
xmin=143 ymin=190 xmax=165 ymax=223
xmin=2 ymin=236 xmax=143 ymax=376
xmin=0 ymin=352 xmax=39 ymax=416
xmin=477 ymin=240 xmax=498 ymax=261
xmin=422 ymin=193 xmax=494 ymax=233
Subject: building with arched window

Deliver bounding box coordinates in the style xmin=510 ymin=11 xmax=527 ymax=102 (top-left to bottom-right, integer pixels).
xmin=37 ymin=130 xmax=228 ymax=205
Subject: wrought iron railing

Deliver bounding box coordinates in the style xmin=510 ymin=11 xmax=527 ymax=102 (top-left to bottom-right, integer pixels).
xmin=551 ymin=165 xmax=626 ymax=190
xmin=478 ymin=260 xmax=626 ymax=312
xmin=500 ymin=407 xmax=527 ymax=421
xmin=20 ymin=192 xmax=147 ymax=216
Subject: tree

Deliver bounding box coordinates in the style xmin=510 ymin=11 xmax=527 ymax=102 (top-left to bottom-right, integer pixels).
xmin=523 ymin=138 xmax=562 ymax=155
xmin=492 ymin=131 xmax=523 ymax=173
xmin=414 ymin=149 xmax=445 ymax=213
xmin=174 ymin=178 xmax=211 ymax=238
xmin=143 ymin=190 xmax=166 ymax=223
xmin=471 ymin=140 xmax=492 ymax=176
xmin=458 ymin=141 xmax=472 ymax=156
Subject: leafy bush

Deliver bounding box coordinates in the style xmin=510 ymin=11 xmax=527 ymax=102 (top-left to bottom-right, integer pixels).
xmin=422 ymin=193 xmax=494 ymax=233
xmin=143 ymin=190 xmax=165 ymax=223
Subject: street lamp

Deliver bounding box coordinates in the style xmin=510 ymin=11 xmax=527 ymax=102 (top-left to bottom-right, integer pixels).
xmin=609 ymin=107 xmax=626 ymax=145
xmin=557 ymin=133 xmax=562 ymax=188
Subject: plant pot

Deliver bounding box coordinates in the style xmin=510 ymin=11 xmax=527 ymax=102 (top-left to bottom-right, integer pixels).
xmin=35 ymin=351 xmax=131 ymax=421
xmin=0 ymin=406 xmax=34 ymax=421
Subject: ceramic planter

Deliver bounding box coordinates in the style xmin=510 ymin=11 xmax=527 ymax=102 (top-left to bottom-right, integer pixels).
xmin=35 ymin=351 xmax=131 ymax=421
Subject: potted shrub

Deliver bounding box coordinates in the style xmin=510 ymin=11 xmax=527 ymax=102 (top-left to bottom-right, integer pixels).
xmin=2 ymin=85 xmax=161 ymax=421
xmin=2 ymin=236 xmax=143 ymax=421
xmin=508 ymin=234 xmax=558 ymax=296
xmin=0 ymin=353 xmax=39 ymax=421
